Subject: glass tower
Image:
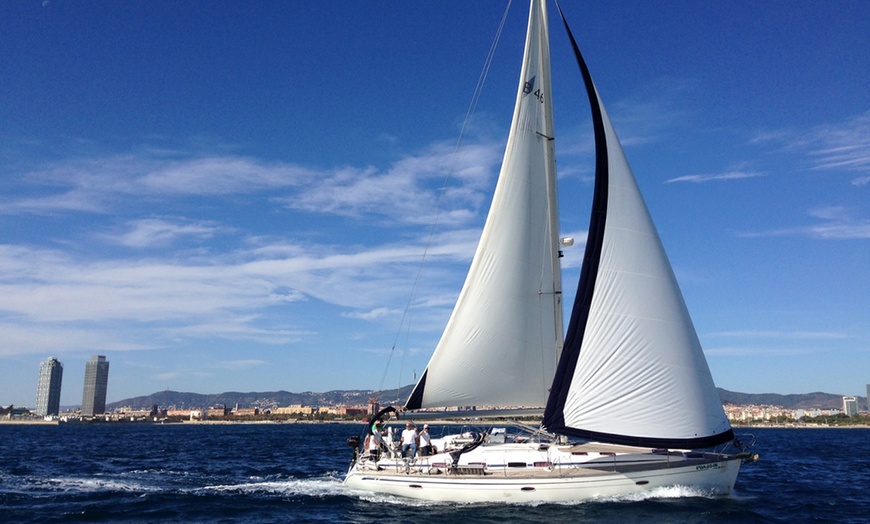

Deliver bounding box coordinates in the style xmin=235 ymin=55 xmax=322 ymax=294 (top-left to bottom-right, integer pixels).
xmin=81 ymin=355 xmax=110 ymax=417
xmin=843 ymin=396 xmax=858 ymax=417
xmin=36 ymin=357 xmax=64 ymax=417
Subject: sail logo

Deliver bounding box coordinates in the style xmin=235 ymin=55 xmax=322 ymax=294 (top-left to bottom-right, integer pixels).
xmin=524 ymin=75 xmax=545 ymax=104
xmin=523 ymin=76 xmax=536 ymax=95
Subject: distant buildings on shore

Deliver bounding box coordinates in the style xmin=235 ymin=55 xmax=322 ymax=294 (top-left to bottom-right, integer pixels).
xmin=724 ymin=393 xmax=868 ymax=423
xmin=36 ymin=357 xmax=63 ymax=417
xmin=30 ymin=355 xmax=110 ymax=420
xmin=843 ymin=396 xmax=858 ymax=417
xmin=81 ymin=355 xmax=110 ymax=417
xmin=9 ymin=367 xmax=870 ymax=424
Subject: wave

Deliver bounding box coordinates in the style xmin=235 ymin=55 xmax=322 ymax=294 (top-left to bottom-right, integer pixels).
xmin=198 ymin=472 xmax=348 ymax=498
xmin=37 ymin=476 xmax=161 ymax=494
xmin=341 ymin=483 xmax=730 ymax=508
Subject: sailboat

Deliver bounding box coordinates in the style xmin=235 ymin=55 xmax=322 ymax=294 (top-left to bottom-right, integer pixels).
xmin=344 ymin=0 xmax=756 ymax=503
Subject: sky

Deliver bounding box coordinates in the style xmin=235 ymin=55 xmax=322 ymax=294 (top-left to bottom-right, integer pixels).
xmin=1 ymin=1 xmax=868 ymax=409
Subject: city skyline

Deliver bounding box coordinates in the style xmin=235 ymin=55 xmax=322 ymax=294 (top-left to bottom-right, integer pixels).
xmin=1 ymin=2 xmax=868 ymax=407
xmin=6 ymin=358 xmax=870 ymax=413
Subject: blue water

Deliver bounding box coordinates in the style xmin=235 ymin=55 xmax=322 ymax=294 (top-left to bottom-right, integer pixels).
xmin=1 ymin=424 xmax=868 ymax=523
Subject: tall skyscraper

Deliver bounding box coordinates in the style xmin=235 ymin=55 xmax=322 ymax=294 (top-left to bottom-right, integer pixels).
xmin=866 ymin=384 xmax=869 ymax=411
xmin=81 ymin=355 xmax=110 ymax=417
xmin=36 ymin=357 xmax=63 ymax=417
xmin=843 ymin=396 xmax=858 ymax=417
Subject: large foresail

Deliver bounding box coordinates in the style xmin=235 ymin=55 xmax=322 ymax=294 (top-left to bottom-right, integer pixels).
xmin=542 ymin=5 xmax=733 ymax=449
xmin=406 ymin=0 xmax=561 ymax=410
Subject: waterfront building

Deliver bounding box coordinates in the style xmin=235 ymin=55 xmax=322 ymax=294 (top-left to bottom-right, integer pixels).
xmin=843 ymin=396 xmax=858 ymax=417
xmin=36 ymin=357 xmax=64 ymax=417
xmin=274 ymin=404 xmax=315 ymax=415
xmin=867 ymin=384 xmax=869 ymax=411
xmin=81 ymin=355 xmax=110 ymax=417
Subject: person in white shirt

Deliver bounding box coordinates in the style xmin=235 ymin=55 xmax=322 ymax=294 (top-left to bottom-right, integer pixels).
xmin=418 ymin=424 xmax=433 ymax=456
xmin=384 ymin=426 xmax=397 ymax=457
xmin=366 ymin=420 xmax=384 ymax=460
xmin=400 ymin=422 xmax=418 ymax=458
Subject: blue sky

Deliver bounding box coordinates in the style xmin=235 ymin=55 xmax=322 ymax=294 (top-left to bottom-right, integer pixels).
xmin=1 ymin=1 xmax=868 ymax=409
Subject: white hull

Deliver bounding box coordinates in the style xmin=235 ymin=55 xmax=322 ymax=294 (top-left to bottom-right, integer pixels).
xmin=344 ymin=440 xmax=744 ymax=503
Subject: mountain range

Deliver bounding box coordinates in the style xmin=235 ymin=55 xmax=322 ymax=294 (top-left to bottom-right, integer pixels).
xmin=105 ymin=387 xmax=866 ymax=412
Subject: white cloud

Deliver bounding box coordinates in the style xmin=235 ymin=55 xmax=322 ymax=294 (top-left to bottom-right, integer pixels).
xmin=666 ymin=171 xmax=766 ymax=184
xmin=708 ymin=330 xmax=849 ymax=340
xmin=279 ymin=140 xmax=500 ymax=225
xmin=0 ymin=138 xmax=508 ymax=360
xmin=2 ymin=155 xmax=313 ymax=216
xmin=218 ymin=359 xmax=268 ymax=369
xmin=343 ymin=307 xmax=400 ymax=321
xmin=705 ymin=345 xmax=820 ymax=357
xmin=753 ymin=110 xmax=870 ymax=175
xmin=739 ymin=206 xmax=870 ymax=240
xmin=0 ymin=321 xmax=156 ymax=357
xmin=0 ymin=220 xmax=479 ymax=357
xmin=107 ymin=218 xmax=226 ymax=248
xmin=139 ymin=157 xmax=311 ymax=195
xmin=609 ymin=77 xmax=696 ymax=147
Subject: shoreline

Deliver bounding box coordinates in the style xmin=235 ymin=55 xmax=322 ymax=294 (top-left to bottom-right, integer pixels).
xmin=2 ymin=418 xmax=869 ymax=429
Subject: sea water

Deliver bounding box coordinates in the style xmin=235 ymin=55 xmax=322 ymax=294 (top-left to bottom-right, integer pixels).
xmin=1 ymin=423 xmax=868 ymax=523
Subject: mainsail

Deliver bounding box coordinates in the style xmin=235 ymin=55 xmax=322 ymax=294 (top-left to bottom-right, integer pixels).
xmin=406 ymin=0 xmax=562 ymax=410
xmin=542 ymin=6 xmax=733 ymax=449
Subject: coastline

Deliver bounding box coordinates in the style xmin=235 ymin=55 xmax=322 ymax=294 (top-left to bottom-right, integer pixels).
xmin=3 ymin=418 xmax=869 ymax=429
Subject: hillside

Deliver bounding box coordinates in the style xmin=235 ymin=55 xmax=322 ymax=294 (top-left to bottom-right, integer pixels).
xmin=716 ymin=388 xmax=863 ymax=410
xmin=106 ymin=386 xmax=865 ymax=411
xmin=107 ymin=385 xmax=414 ymax=411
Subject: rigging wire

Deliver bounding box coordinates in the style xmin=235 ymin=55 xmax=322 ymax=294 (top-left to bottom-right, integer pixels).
xmin=376 ymin=1 xmax=514 ymax=403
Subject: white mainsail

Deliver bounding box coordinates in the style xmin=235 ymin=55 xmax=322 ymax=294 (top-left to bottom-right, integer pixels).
xmin=542 ymin=8 xmax=732 ymax=448
xmin=406 ymin=0 xmax=562 ymax=410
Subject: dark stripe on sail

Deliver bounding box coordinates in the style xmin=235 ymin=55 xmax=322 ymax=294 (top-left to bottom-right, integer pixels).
xmin=404 ymin=369 xmax=428 ymax=410
xmin=553 ymin=426 xmax=736 ymax=450
xmin=542 ymin=2 xmax=609 ymax=433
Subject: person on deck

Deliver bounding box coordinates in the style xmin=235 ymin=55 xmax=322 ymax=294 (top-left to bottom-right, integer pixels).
xmin=366 ymin=420 xmax=384 ymax=460
xmin=400 ymin=422 xmax=418 ymax=458
xmin=384 ymin=426 xmax=397 ymax=457
xmin=418 ymin=424 xmax=433 ymax=457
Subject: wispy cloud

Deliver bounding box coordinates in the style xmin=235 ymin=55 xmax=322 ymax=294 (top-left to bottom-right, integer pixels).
xmin=0 ymin=220 xmax=477 ymax=357
xmin=343 ymin=307 xmax=400 ymax=321
xmin=738 ymin=206 xmax=870 ymax=239
xmin=139 ymin=157 xmax=311 ymax=195
xmin=752 ymin=110 xmax=870 ymax=175
xmin=106 ymin=218 xmax=227 ymax=248
xmin=708 ymin=330 xmax=850 ymax=340
xmin=218 ymin=359 xmax=268 ymax=369
xmin=705 ymin=346 xmax=821 ymax=357
xmin=2 ymin=141 xmax=501 ymax=229
xmin=0 ymin=321 xmax=157 ymax=357
xmin=610 ymin=77 xmax=696 ymax=147
xmin=666 ymin=170 xmax=766 ymax=184
xmin=1 ymin=154 xmax=308 ymax=216
xmin=279 ymin=141 xmax=500 ymax=225
xmin=703 ymin=329 xmax=853 ymax=358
